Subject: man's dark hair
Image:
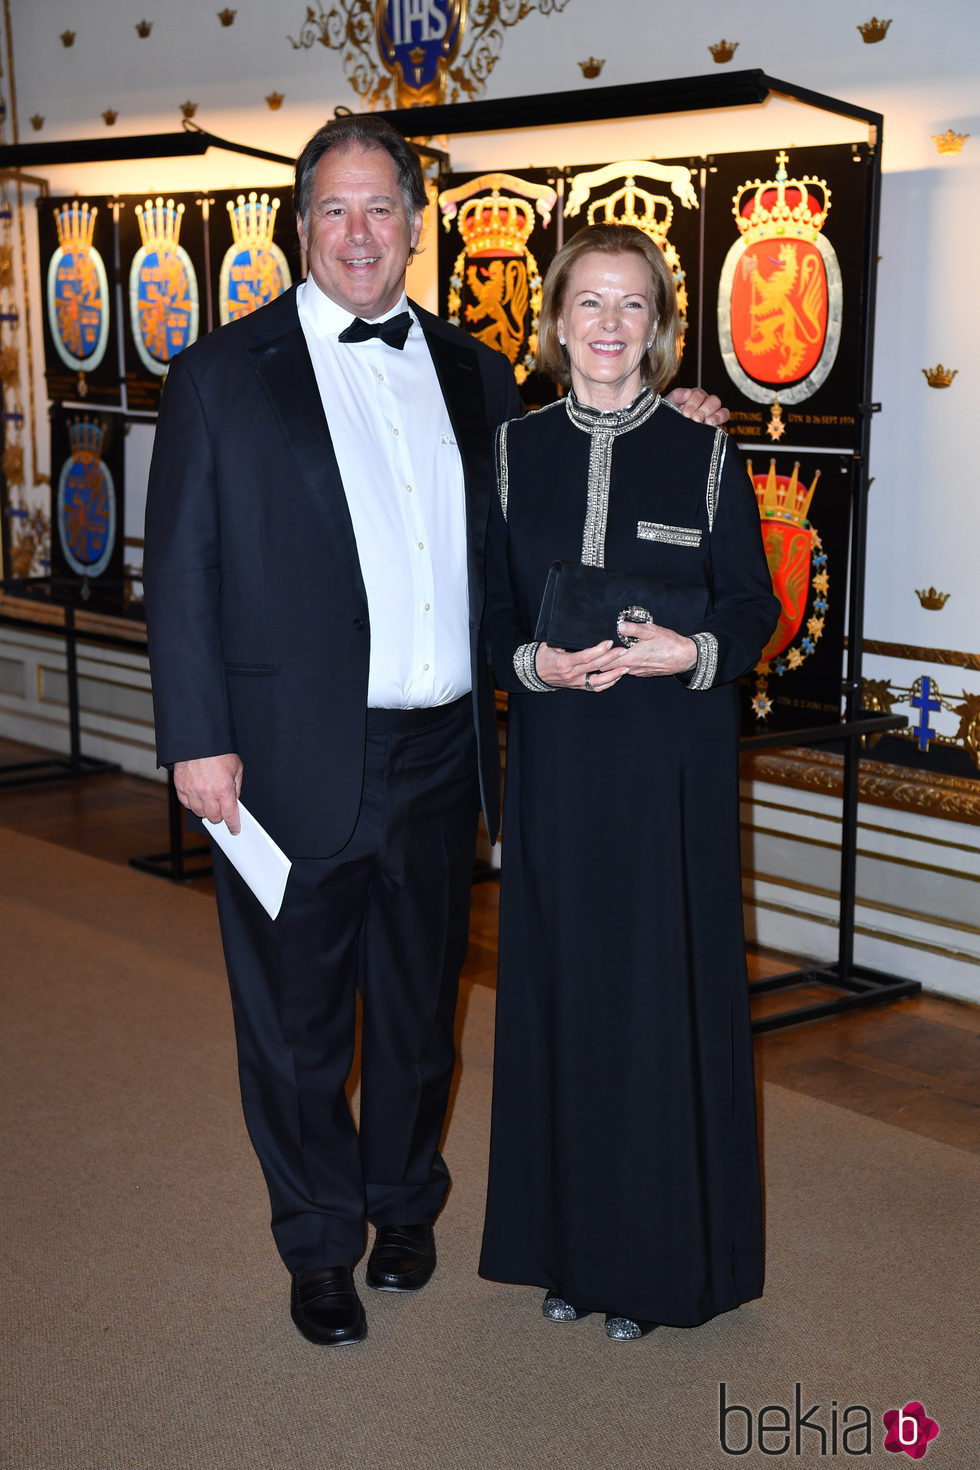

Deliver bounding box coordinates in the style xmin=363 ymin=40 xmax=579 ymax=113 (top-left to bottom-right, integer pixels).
xmin=294 ymin=114 xmax=427 ymax=227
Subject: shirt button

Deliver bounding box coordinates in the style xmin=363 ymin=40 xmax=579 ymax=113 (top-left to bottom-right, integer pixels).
xmin=423 ymin=663 xmax=430 ymax=672
xmin=417 ymin=541 xmax=424 ymax=550
xmin=377 ymin=372 xmax=384 ymax=382
xmin=392 ymin=427 xmax=400 ymax=436
xmin=405 ymin=484 xmax=413 ymax=493
xmin=423 ymin=602 xmax=430 ymax=611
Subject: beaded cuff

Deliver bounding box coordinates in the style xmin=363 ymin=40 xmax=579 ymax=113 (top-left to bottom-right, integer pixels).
xmin=513 ymin=642 xmax=556 ymax=692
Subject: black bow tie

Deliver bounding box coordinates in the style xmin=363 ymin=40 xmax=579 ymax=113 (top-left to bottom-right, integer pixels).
xmin=338 ymin=312 xmax=412 ymax=350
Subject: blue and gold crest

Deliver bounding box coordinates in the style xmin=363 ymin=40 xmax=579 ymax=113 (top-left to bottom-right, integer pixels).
xmin=46 ymin=201 xmax=111 ymax=373
xmin=128 ymin=197 xmax=200 ymax=376
xmin=218 ymin=192 xmax=292 ymax=325
xmin=56 ymin=417 xmax=116 ymax=578
xmin=375 ymin=0 xmax=464 ymax=107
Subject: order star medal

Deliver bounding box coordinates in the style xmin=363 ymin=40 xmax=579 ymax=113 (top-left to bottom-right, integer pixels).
xmin=57 ymin=417 xmax=117 ymax=579
xmin=218 ymin=192 xmax=292 ymax=325
xmin=717 ymin=152 xmax=842 ymax=439
xmin=46 ymin=201 xmax=111 ymax=376
xmin=128 ymin=197 xmax=200 ymax=376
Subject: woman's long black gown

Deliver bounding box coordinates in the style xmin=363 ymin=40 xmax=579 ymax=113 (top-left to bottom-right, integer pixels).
xmin=478 ymin=389 xmax=779 ymax=1326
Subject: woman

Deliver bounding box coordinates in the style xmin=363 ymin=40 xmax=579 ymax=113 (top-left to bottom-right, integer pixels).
xmin=478 ymin=223 xmax=779 ymax=1341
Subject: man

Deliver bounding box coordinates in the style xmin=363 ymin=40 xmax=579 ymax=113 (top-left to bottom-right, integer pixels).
xmin=143 ymin=114 xmax=725 ymax=1346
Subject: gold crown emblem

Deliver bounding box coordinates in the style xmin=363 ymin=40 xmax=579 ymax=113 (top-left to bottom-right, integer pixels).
xmin=265 ymin=91 xmax=284 ymax=110
xmin=135 ymin=197 xmax=185 ymax=251
xmin=68 ymin=416 xmax=106 ymax=458
xmin=932 ymin=129 xmax=968 ymax=155
xmin=915 ymin=586 xmax=950 ymax=610
xmin=217 ymin=8 xmax=236 ymax=26
xmin=30 ymin=113 xmax=44 ymax=131
xmin=60 ymin=29 xmax=75 ymax=47
xmin=857 ymin=17 xmax=891 ymax=42
xmin=180 ymin=100 xmax=198 ymax=119
xmin=709 ymin=39 xmax=738 ymax=63
xmin=586 ymin=176 xmax=674 ymax=245
xmin=922 ymin=363 xmax=957 ymax=387
xmin=55 ymin=201 xmax=98 ymax=251
xmin=748 ymin=458 xmax=821 ymax=528
xmin=734 ymin=151 xmax=831 ymax=245
xmin=578 ymin=57 xmax=605 ymax=79
xmin=458 ymin=192 xmax=535 ymax=256
xmin=102 ymin=109 xmax=118 ymax=126
xmin=227 ymin=192 xmax=281 ymax=249
xmin=135 ymin=19 xmax=152 ymax=37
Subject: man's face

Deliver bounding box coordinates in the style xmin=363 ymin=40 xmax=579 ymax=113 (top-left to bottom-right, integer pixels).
xmin=297 ymin=144 xmax=423 ymax=320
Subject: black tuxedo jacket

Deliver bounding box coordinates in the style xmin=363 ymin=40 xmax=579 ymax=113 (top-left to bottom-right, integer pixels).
xmin=143 ymin=286 xmax=521 ymax=857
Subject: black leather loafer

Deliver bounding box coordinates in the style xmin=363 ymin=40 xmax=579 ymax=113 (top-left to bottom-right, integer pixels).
xmin=365 ymin=1223 xmax=436 ymax=1292
xmin=290 ymin=1267 xmax=367 ymax=1345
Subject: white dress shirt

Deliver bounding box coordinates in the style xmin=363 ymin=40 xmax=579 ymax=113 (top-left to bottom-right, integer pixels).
xmin=296 ymin=276 xmax=470 ymax=708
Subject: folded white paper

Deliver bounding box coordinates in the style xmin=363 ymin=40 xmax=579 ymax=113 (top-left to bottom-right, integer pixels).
xmin=203 ymin=800 xmax=291 ymax=920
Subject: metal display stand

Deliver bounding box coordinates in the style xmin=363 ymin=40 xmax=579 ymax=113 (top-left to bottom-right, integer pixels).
xmin=0 ymin=577 xmax=120 ymax=787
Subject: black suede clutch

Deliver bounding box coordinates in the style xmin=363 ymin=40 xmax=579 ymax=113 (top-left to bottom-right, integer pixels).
xmin=534 ymin=561 xmax=709 ymax=651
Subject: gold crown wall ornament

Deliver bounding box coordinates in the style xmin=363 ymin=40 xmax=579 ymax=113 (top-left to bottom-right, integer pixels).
xmin=932 ymin=129 xmax=969 ymax=155
xmin=922 ymin=364 xmax=957 ymax=387
xmin=709 ymin=39 xmax=738 ymax=63
xmin=458 ymin=192 xmax=536 ymax=256
xmin=857 ymin=17 xmax=891 ymax=42
xmin=578 ymin=57 xmax=605 ymax=79
xmin=750 ymin=457 xmax=822 ymax=528
xmin=30 ymin=114 xmax=44 ymax=131
xmin=180 ymin=100 xmax=198 ymax=119
xmin=265 ymin=92 xmax=284 ymax=110
xmin=135 ymin=19 xmax=152 ymax=38
xmin=102 ymin=109 xmax=118 ymax=126
xmin=67 ymin=416 xmax=107 ymax=459
xmin=915 ymin=587 xmax=951 ymax=609
xmin=734 ymin=151 xmax=831 ymax=246
xmin=135 ymin=196 xmax=185 ymax=252
xmin=226 ymin=192 xmax=281 ymax=249
xmin=60 ymin=30 xmax=76 ymax=47
xmin=217 ymin=8 xmax=236 ymax=25
xmin=54 ymin=200 xmax=98 ymax=252
xmin=585 ymin=175 xmax=675 ymax=246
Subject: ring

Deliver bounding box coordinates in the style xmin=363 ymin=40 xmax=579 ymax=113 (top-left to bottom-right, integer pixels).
xmin=584 ymin=673 xmax=594 ymax=692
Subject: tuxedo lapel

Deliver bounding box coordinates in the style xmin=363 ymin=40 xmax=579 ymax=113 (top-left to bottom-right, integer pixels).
xmin=248 ymin=295 xmax=365 ymax=600
xmin=419 ymin=313 xmax=493 ymax=612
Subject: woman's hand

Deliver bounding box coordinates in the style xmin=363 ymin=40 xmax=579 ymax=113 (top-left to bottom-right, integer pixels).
xmin=535 ymin=639 xmax=627 ymax=692
xmin=665 ymin=385 xmax=729 ymax=427
xmin=613 ymin=620 xmax=698 ymax=678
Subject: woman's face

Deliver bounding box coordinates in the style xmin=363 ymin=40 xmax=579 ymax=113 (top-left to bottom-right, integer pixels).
xmin=556 ymin=250 xmax=657 ymax=410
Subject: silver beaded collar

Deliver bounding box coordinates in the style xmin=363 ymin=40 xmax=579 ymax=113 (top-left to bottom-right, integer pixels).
xmin=564 ymin=388 xmax=661 ymax=566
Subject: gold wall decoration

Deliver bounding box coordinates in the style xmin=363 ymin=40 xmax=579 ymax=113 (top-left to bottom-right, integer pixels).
xmin=743 ymin=746 xmax=980 ymax=826
xmin=922 ymin=363 xmax=957 ymax=387
xmin=0 ymin=343 xmax=18 ymax=383
xmin=59 ymin=30 xmax=76 ymax=47
xmin=102 ymin=109 xmax=118 ymax=126
xmin=288 ymin=0 xmax=572 ymax=109
xmin=135 ymin=20 xmax=153 ymax=38
xmin=578 ymin=57 xmax=604 ymax=79
xmin=439 ymin=172 xmax=557 ymax=383
xmin=857 ymin=17 xmax=891 ymax=42
xmin=180 ymin=100 xmax=198 ymax=119
xmin=932 ymin=129 xmax=968 ymax=155
xmin=564 ymin=159 xmax=698 ymax=355
xmin=265 ymin=91 xmax=284 ymax=109
xmin=218 ymin=7 xmax=236 ymax=25
xmin=861 ymin=639 xmax=980 ymax=673
xmin=915 ymin=587 xmax=950 ymax=610
xmin=709 ymin=39 xmax=738 ymax=63
xmin=30 ymin=114 xmax=44 ymax=131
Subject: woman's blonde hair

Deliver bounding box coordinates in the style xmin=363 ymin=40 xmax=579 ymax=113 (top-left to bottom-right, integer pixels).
xmin=536 ymin=223 xmax=679 ymax=393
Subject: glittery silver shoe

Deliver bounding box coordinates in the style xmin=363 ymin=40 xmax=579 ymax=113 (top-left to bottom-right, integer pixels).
xmin=542 ymin=1291 xmax=590 ymax=1322
xmin=604 ymin=1314 xmax=658 ymax=1341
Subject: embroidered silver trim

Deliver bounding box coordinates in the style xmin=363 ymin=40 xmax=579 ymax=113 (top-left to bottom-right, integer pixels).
xmin=706 ymin=429 xmax=727 ymax=533
xmin=636 ymin=520 xmax=702 ymax=548
xmin=514 ymin=642 xmax=555 ymax=692
xmin=688 ymin=631 xmax=719 ymax=691
xmin=565 ymin=390 xmax=661 ymax=567
xmin=495 ymin=420 xmax=511 ymax=520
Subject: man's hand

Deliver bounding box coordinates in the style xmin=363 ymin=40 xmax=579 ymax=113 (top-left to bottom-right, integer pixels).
xmin=665 ymin=385 xmax=729 ymax=427
xmin=173 ymin=753 xmax=244 ymax=834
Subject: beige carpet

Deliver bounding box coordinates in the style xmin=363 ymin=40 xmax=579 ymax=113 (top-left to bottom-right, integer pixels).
xmin=1 ymin=829 xmax=976 ymax=1470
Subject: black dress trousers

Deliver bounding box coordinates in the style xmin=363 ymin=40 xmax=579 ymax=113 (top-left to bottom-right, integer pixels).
xmin=212 ymin=696 xmax=479 ymax=1271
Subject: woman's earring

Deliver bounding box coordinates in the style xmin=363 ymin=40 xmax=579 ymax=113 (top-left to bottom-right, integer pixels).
xmin=646 ymin=339 xmax=653 ymax=348
xmin=559 ymin=336 xmax=566 ymax=345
